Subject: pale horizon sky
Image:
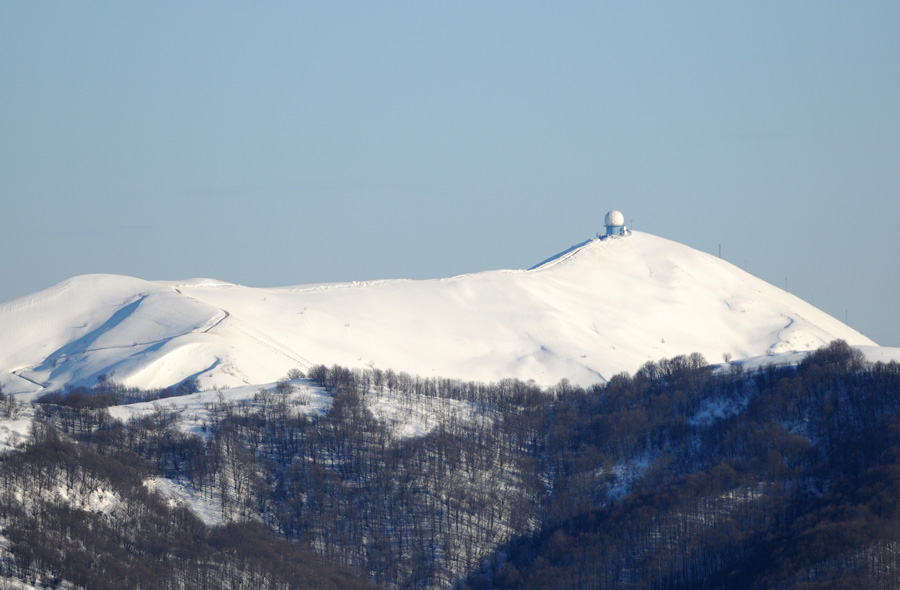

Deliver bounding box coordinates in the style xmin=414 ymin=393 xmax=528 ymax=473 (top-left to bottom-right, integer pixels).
xmin=2 ymin=2 xmax=899 ymax=346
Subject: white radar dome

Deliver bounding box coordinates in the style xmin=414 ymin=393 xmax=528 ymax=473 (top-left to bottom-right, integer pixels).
xmin=605 ymin=210 xmax=625 ymax=227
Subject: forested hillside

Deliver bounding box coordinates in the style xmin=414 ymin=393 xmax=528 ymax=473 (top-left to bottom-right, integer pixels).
xmin=3 ymin=340 xmax=900 ymax=589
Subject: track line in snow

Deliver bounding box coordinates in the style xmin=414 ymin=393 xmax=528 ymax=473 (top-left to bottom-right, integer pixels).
xmin=198 ymin=309 xmax=230 ymax=333
xmin=10 ymin=371 xmax=46 ymax=389
xmin=528 ymin=238 xmax=594 ymax=271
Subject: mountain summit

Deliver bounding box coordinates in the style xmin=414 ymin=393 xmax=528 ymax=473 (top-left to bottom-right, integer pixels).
xmin=0 ymin=231 xmax=875 ymax=395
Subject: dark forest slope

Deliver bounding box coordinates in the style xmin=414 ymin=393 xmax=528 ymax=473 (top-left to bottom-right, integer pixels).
xmin=3 ymin=341 xmax=900 ymax=589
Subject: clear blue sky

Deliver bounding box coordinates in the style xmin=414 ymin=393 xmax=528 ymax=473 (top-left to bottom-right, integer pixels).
xmin=3 ymin=2 xmax=899 ymax=346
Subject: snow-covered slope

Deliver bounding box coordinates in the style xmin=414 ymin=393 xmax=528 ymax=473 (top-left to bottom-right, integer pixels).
xmin=0 ymin=232 xmax=880 ymax=395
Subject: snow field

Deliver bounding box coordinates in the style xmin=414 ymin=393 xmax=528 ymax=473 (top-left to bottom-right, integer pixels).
xmin=0 ymin=231 xmax=884 ymax=398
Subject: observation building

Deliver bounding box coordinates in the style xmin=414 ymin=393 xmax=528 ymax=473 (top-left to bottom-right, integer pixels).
xmin=601 ymin=210 xmax=627 ymax=238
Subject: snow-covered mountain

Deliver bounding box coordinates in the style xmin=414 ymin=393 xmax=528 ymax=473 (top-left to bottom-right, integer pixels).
xmin=0 ymin=231 xmax=880 ymax=396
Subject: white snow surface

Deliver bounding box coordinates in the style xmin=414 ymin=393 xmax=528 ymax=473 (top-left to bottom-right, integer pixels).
xmin=0 ymin=231 xmax=883 ymax=394
xmin=106 ymin=381 xmax=331 ymax=436
xmin=145 ymin=477 xmax=224 ymax=527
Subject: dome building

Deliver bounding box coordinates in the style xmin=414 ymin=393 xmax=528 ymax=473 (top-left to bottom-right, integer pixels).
xmin=601 ymin=210 xmax=627 ymax=238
